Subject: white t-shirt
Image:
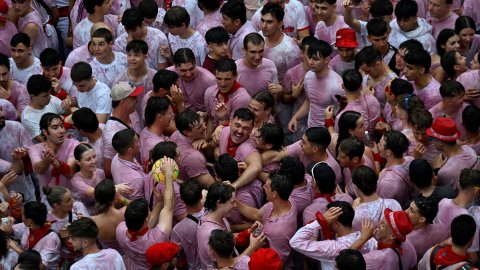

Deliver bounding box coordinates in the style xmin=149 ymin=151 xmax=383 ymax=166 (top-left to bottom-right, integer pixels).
xmin=76 ymin=80 xmax=112 ymax=114
xmin=90 ymin=51 xmax=128 ymax=87
xmin=21 ymin=95 xmax=64 ymax=139
xmin=9 ymin=57 xmax=43 ymax=86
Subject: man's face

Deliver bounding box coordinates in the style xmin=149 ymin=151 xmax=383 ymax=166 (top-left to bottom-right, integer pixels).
xmin=403 ymin=63 xmax=422 ymax=81
xmin=397 ymin=17 xmax=418 ymax=32
xmin=0 ymin=106 xmax=5 ymax=130
xmin=216 ymin=71 xmax=236 ymax=93
xmin=230 ymin=117 xmax=253 ymax=144
xmin=395 ymin=48 xmax=407 ymax=71
xmin=360 ymin=63 xmax=380 ymax=78
xmin=249 ymin=99 xmax=270 ymax=123
xmin=428 ymin=0 xmax=450 ymax=19
xmin=32 ymin=91 xmax=51 ymax=107
xmin=261 ymin=13 xmax=282 ymax=37
xmin=73 ymin=79 xmax=93 ymax=93
xmin=244 ymin=42 xmax=265 ymax=67
xmin=131 ymin=135 xmax=140 ymax=155
xmin=308 ymin=52 xmax=329 ymax=73
xmin=368 ymin=33 xmax=389 ymax=53
xmin=219 ymin=192 xmax=236 ymax=217
xmin=91 ymin=37 xmax=112 ymax=60
xmin=160 ymin=106 xmax=175 ymax=129
xmin=442 ymin=92 xmax=465 ymax=114
xmin=221 ymin=15 xmax=238 ymax=34
xmin=253 ymin=130 xmax=268 ymax=150
xmin=454 ymin=52 xmax=468 ymax=74
xmin=313 ymin=2 xmax=334 ymax=21
xmin=11 ymin=43 xmax=30 ymax=65
xmin=127 ymin=50 xmax=147 ymax=70
xmin=264 ymin=178 xmax=275 ymax=202
xmin=0 ymin=65 xmax=9 ymax=89
xmin=374 ymin=217 xmax=394 ymax=242
xmin=43 ymin=118 xmax=65 ymax=145
xmin=337 ymin=150 xmax=353 ymax=168
xmin=337 ymin=47 xmax=355 ymax=62
xmin=412 ymin=126 xmax=428 ymax=145
xmin=299 ymin=134 xmax=315 ymax=156
xmin=378 ymin=136 xmax=388 ymax=159
xmin=405 ymin=201 xmax=424 ymax=227
xmin=177 ymin=62 xmax=197 ymax=82
xmin=42 ymin=63 xmax=61 ymax=79
xmin=123 ymin=96 xmax=138 ymax=114
xmin=69 ymin=237 xmax=84 ymax=252
xmin=209 ymin=42 xmax=229 ymax=58
xmin=126 ymin=25 xmax=144 ymax=40
xmin=186 ymin=119 xmax=206 ymax=141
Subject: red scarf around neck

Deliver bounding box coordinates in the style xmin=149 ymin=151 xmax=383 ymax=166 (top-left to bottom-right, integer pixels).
xmin=315 ymin=192 xmax=336 ymax=202
xmin=433 ymin=245 xmax=471 ymax=266
xmin=28 ymin=225 xmax=51 ymax=249
xmin=217 ymin=82 xmax=242 ymax=104
xmin=127 ymin=226 xmax=149 ymax=241
xmin=226 ymin=136 xmax=240 ymax=157
xmin=378 ymin=242 xmax=403 ymax=255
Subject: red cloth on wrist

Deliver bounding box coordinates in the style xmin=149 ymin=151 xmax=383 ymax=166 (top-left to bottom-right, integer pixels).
xmin=235 ymin=229 xmax=251 ymax=247
xmin=325 ymin=119 xmax=334 ymax=128
xmin=316 ymin=211 xmax=333 ymax=240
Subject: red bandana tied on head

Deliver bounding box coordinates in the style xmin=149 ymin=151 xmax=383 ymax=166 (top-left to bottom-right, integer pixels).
xmin=127 ymin=226 xmax=149 ymax=241
xmin=28 ymin=225 xmax=51 ymax=249
xmin=217 ymin=82 xmax=242 ymax=104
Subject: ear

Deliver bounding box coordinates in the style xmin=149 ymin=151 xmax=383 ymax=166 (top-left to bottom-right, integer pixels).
xmin=324 ymin=56 xmax=331 ymax=65
xmin=418 ymin=216 xmax=426 ymax=224
xmin=352 ymin=156 xmax=360 ymax=164
xmin=265 ymin=143 xmax=273 ymax=150
xmin=386 ymin=149 xmax=393 ymax=157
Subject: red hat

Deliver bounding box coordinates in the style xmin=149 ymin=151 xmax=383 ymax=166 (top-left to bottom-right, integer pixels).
xmin=335 ymin=28 xmax=358 ymax=49
xmin=426 ymin=117 xmax=461 ymax=142
xmin=384 ymin=209 xmax=413 ymax=242
xmin=248 ymin=248 xmax=282 ymax=270
xmin=0 ymin=0 xmax=8 ymax=19
xmin=146 ymin=242 xmax=179 ymax=267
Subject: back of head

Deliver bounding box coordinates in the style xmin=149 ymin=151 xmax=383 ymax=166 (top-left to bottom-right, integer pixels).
xmin=451 ymin=214 xmax=477 ymax=248
xmin=205 ymin=26 xmax=230 ymax=44
xmin=352 ymin=165 xmax=377 ymax=196
xmin=339 ymin=137 xmax=365 ymax=160
xmin=305 ymin=127 xmax=331 ymax=150
xmin=198 ymin=0 xmax=222 ymax=12
xmin=112 ymin=129 xmax=136 ymax=155
xmin=390 ymin=78 xmax=414 ymax=96
xmin=342 ymin=69 xmax=363 ymax=92
xmin=258 ymin=123 xmax=284 ymax=151
xmin=335 ymin=249 xmax=366 ymax=270
xmin=260 ymin=2 xmax=284 ymax=22
xmin=164 ymin=6 xmax=190 ymax=28
xmin=125 ymin=199 xmax=149 ymax=231
xmin=138 ymin=0 xmax=158 ymax=19
xmin=173 ymin=48 xmax=196 ymax=67
xmin=394 ymin=0 xmax=418 ymax=21
xmin=152 ymin=69 xmax=179 ymax=92
xmin=307 ymin=39 xmax=333 ymax=59
xmin=309 ymin=162 xmax=336 ymax=194
xmin=23 ymin=202 xmax=47 ymax=227
xmin=355 ymin=46 xmax=382 ymax=69
xmin=413 ymin=195 xmax=438 ymax=224
xmin=204 ymin=182 xmax=235 ymax=212
xmin=300 ymin=36 xmax=317 ymax=53
xmin=27 ymin=74 xmax=52 ymax=96
xmin=72 ymin=107 xmax=99 ymax=133
xmin=16 ymin=250 xmax=42 ymax=270
xmin=144 ymin=96 xmax=171 ymax=127
xmin=208 ymin=229 xmax=235 ymax=259
xmin=122 ymin=8 xmax=144 ymax=31
xmin=439 ymin=80 xmax=465 ymax=98
xmin=71 ymin=61 xmax=93 ymax=83
xmin=269 ymin=173 xmax=294 ymax=201
xmin=370 ymin=0 xmax=393 ymax=18
xmin=404 ymin=47 xmax=431 ymax=73
xmin=68 ymin=217 xmax=98 ymax=240
xmin=440 ymin=52 xmax=459 ymax=79
xmin=150 ymin=141 xmax=177 ymax=162
xmin=459 ymin=168 xmax=480 ymax=190
xmin=0 ymin=53 xmax=9 ymax=70
xmin=409 ymin=159 xmax=433 ymax=189
xmin=399 ymin=38 xmax=423 ymax=52
xmin=94 ymin=179 xmax=116 ymax=214
xmin=10 ymin=32 xmax=30 ymax=48
xmin=436 ymin=29 xmax=457 ymax=56
xmin=396 ymin=93 xmax=425 ymax=114
xmin=175 ymin=109 xmax=201 ymax=135
xmin=383 ymin=130 xmax=409 ymax=158
xmin=327 ymin=201 xmax=354 ymax=227
xmin=220 ymin=0 xmax=247 ymax=25
xmin=366 ymin=18 xmax=389 ymax=37
xmin=84 ymin=0 xmax=105 ymax=14
xmin=462 ymin=105 xmax=480 ymax=133
xmin=214 ymin=154 xmax=240 ymax=182
xmin=39 ymin=48 xmax=61 ymax=68
xmin=180 ymin=179 xmax=203 ymax=207
xmin=278 ymin=156 xmax=305 ymax=186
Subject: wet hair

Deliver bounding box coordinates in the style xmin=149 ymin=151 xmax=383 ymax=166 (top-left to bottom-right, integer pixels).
xmin=14 ymin=250 xmax=42 ymax=270
xmin=173 ymin=48 xmax=196 ymax=67
xmin=370 ymin=0 xmax=393 ymax=18
xmin=122 ymin=8 xmax=144 ymax=31
xmin=198 ymin=0 xmax=222 ymax=11
xmin=300 ymin=36 xmax=317 ymax=53
xmin=327 ymin=201 xmax=354 ymax=227
xmin=307 ymin=39 xmax=334 ymax=59
xmin=150 ymin=141 xmax=177 ymax=162
xmin=215 ymin=154 xmax=239 ymax=182
xmin=243 ymin=32 xmax=265 ymax=49
xmin=126 ymin=40 xmax=148 ymax=55
xmin=175 ymin=109 xmax=201 ymax=135
xmin=26 ymin=74 xmax=52 ymax=96
xmin=436 ymin=29 xmax=458 ymax=56
xmin=208 ymin=229 xmax=235 ymax=258
xmin=342 ymin=69 xmax=363 ymax=92
xmin=138 ymin=0 xmax=158 ymax=19
xmin=455 ymin=16 xmax=476 ymax=35
xmin=215 ymin=58 xmax=237 ymax=75
xmin=0 ymin=53 xmax=9 ymax=70
xmin=204 ymin=182 xmax=235 ymax=212
xmin=91 ymin=28 xmax=113 ymax=43
xmin=152 ymin=69 xmax=179 ymax=92
xmin=42 ymin=186 xmax=68 ymax=207
xmin=233 ymin=108 xmax=255 ymax=123
xmin=310 ymin=162 xmax=336 ymax=194
xmin=205 ymin=27 xmax=230 ymax=44
xmin=462 ymin=105 xmax=480 ymax=133
xmin=164 ymin=6 xmax=190 ymax=28
xmin=451 ymin=214 xmax=477 ymax=247
xmin=220 ymin=0 xmax=247 ymax=25
xmin=441 ymin=52 xmax=460 ymax=79
xmin=396 ymin=94 xmax=425 ymax=118
xmin=389 ymin=78 xmax=414 ymax=96
xmin=335 ymin=249 xmax=366 ymax=270
xmin=69 ymin=217 xmax=98 ymax=240
xmin=269 ymin=173 xmax=294 ymax=201
xmin=260 ymin=2 xmax=284 ymax=22
xmin=84 ymin=0 xmax=107 ymax=14
xmin=252 ymin=90 xmax=275 ymax=111
xmin=352 ymin=165 xmax=377 ymax=196
xmin=366 ymin=18 xmax=389 ymax=37
xmin=394 ymin=0 xmax=418 ymax=20
xmin=382 ymin=130 xmax=409 ymax=158
xmin=125 ymin=199 xmax=149 ymax=231
xmin=72 ymin=107 xmax=99 ymax=133
xmin=257 ymin=123 xmax=284 ymax=151
xmin=73 ymin=143 xmax=94 ymax=171
xmin=23 ymin=202 xmax=47 ymax=227
xmin=355 ymin=46 xmax=382 ymax=68
xmin=409 ymin=159 xmax=433 ymax=189
xmin=112 ymin=129 xmax=136 ymax=155
xmin=144 ymin=96 xmax=171 ymax=127
xmin=439 ymin=79 xmax=465 ymax=98
xmin=39 ymin=113 xmax=63 ymax=139
xmin=336 ymin=111 xmax=361 ymax=156
xmin=338 ymin=133 xmax=363 ymax=160
xmin=408 ymin=109 xmax=433 ymax=130
xmin=10 ymin=32 xmax=31 ymax=47
xmin=39 ymin=48 xmax=61 ymax=68
xmin=278 ymin=156 xmax=306 ymax=186
xmin=180 ymin=179 xmax=203 ymax=207
xmin=94 ymin=179 xmax=116 ymax=214
xmin=399 ymin=38 xmax=423 ymax=51
xmin=71 ymin=61 xmax=93 ymax=82
xmin=413 ymin=196 xmax=438 ymax=224
xmin=459 ymin=168 xmax=480 ymax=190
xmin=404 ymin=47 xmax=431 ymax=73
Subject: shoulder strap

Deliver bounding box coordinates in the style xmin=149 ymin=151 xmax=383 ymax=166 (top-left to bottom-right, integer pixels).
xmin=149 ymin=182 xmax=159 ymax=211
xmin=430 ymin=245 xmax=444 ymax=270
xmin=186 ymin=214 xmax=199 ymax=224
xmin=68 ymin=211 xmax=73 ymax=223
xmin=391 ymin=248 xmax=403 ymax=270
xmin=108 ymin=116 xmax=132 ymax=131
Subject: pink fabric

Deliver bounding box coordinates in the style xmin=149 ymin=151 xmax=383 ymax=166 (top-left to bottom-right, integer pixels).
xmin=65 ymin=44 xmax=94 ymax=68
xmin=329 ymin=55 xmax=355 ymax=76
xmin=377 ymin=156 xmax=415 ymax=206
xmin=75 ymin=80 xmax=112 ymax=114
xmin=427 ymin=12 xmax=459 ymax=40
xmin=352 ymin=198 xmax=402 ymax=231
xmin=196 ymin=10 xmax=223 ymax=36
xmin=111 ymin=155 xmax=146 ymax=201
xmin=437 ymin=145 xmax=478 ymax=188
xmin=90 ymin=52 xmax=128 ymax=88
xmin=305 ymin=6 xmax=316 ymax=34
xmin=402 ymin=128 xmax=439 ymax=164
xmin=0 ymin=250 xmax=19 ymax=270
xmin=20 ymin=230 xmax=60 ymax=270
xmin=383 ymin=103 xmax=404 ymax=131
xmin=304 ymin=69 xmax=344 ymax=128
xmin=168 ymin=130 xmax=209 ymax=180
xmin=204 ymin=84 xmax=251 ymax=126
xmin=289 ymin=178 xmax=315 ymax=223
xmin=406 ymin=223 xmax=449 ymax=261
xmin=102 ymin=113 xmax=142 ymax=160
xmin=462 ymin=0 xmax=480 ymax=34
xmin=228 ymin=185 xmax=258 ymax=225
xmin=167 ymin=31 xmax=207 ymax=66
xmin=335 ymin=94 xmax=381 ymax=138
xmin=143 ymin=172 xmax=186 ymax=221
xmin=86 ymin=123 xmax=105 ymax=170
xmin=73 ymin=15 xmax=119 ymax=49
xmin=415 ymin=0 xmax=428 ymax=18
xmin=408 ymin=75 xmax=442 ymax=110
xmin=282 ymin=63 xmax=308 ymax=142
xmin=0 ymin=21 xmax=18 ymax=58
xmin=9 ymin=57 xmax=43 ymax=86
xmin=263 ymin=34 xmax=302 ymax=82
xmin=70 ymin=169 xmax=106 ymax=215
xmin=116 ymin=222 xmax=169 ymax=270
xmin=429 ymin=102 xmax=468 ymax=141
xmin=196 ymin=217 xmax=231 ymax=269
xmin=457 ymin=69 xmax=480 ymax=108
xmin=302 ymin=194 xmax=353 ymax=226
xmin=70 ymin=249 xmax=125 ymax=270
xmin=314 ymin=16 xmax=349 ymax=45
xmin=18 ymin=10 xmax=48 ymax=57
xmin=139 ymin=127 xmax=165 ymax=166
xmin=236 ymin=58 xmax=278 ymax=96
xmin=363 ymin=241 xmax=417 ymax=270
xmin=57 ymin=66 xmax=76 ymax=96
xmin=21 ymin=95 xmax=64 ymax=139
xmin=362 ymin=72 xmax=398 ymax=108
xmin=6 ymin=81 xmax=29 ymax=115
xmin=229 ymin=21 xmax=257 ymax=61
xmin=28 ymin=139 xmax=80 ymax=189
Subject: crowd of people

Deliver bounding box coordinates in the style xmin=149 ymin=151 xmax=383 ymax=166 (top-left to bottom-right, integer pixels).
xmin=0 ymin=0 xmax=479 ymax=268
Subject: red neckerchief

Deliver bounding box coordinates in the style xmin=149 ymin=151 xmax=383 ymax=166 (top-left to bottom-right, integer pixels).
xmin=315 ymin=192 xmax=335 ymax=202
xmin=378 ymin=242 xmax=403 ymax=255
xmin=28 ymin=225 xmax=51 ymax=249
xmin=127 ymin=226 xmax=149 ymax=241
xmin=226 ymin=136 xmax=240 ymax=157
xmin=45 ymin=65 xmax=68 ymax=100
xmin=217 ymin=82 xmax=242 ymax=104
xmin=433 ymin=245 xmax=470 ymax=266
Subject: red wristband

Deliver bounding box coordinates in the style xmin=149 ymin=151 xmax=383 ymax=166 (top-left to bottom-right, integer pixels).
xmin=325 ymin=118 xmax=334 ymax=128
xmin=376 ymin=117 xmax=385 ymax=123
xmin=373 ymin=152 xmax=385 ymax=164
xmin=58 ymin=161 xmax=72 ymax=176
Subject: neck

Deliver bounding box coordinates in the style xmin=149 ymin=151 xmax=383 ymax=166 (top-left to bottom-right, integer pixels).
xmin=436 ymin=11 xmax=452 ymax=22
xmin=51 ymin=208 xmax=69 ymax=219
xmin=112 ymin=108 xmax=130 ymax=124
xmin=371 ymin=64 xmax=389 ymax=80
xmin=324 ymin=13 xmax=337 ymax=26
xmin=336 ymin=226 xmax=354 ymax=237
xmin=88 ymin=12 xmax=104 ymax=23
xmin=86 ymin=128 xmax=102 ymax=143
xmin=415 ymin=74 xmax=431 ymax=89
xmin=267 ymin=31 xmax=284 ymax=46
xmin=350 ymin=158 xmax=365 ymax=170
xmin=80 ymin=169 xmax=95 ymax=179
xmin=186 ymin=203 xmax=203 ymax=215
xmin=443 ymin=144 xmax=462 ymax=158
xmin=302 ymin=61 xmax=310 ymax=71
xmin=453 ymin=193 xmax=472 ymax=209
xmin=97 ymin=52 xmax=115 ymax=64
xmin=216 ymin=257 xmax=235 ymax=269
xmin=128 ymin=65 xmax=148 ymax=79
xmin=203 ymin=8 xmax=219 ymax=16
xmin=119 ymin=153 xmax=134 ymax=162
xmin=44 ymin=140 xmax=61 ymax=152
xmin=272 ymin=199 xmax=291 ymax=215
xmin=147 ymin=124 xmax=165 ymax=137
xmin=451 ymin=244 xmax=469 ymax=257
xmin=310 ymin=150 xmax=328 ymax=162
xmin=360 ymin=193 xmax=379 ymax=203
xmin=29 ymin=100 xmax=45 ymax=110
xmin=315 ymin=66 xmax=330 ymax=78
xmin=17 ymin=55 xmax=34 ymax=69
xmin=420 ymin=185 xmax=435 ymax=197
xmin=294 ymin=179 xmax=307 ymax=188
xmin=346 ymin=91 xmax=362 ymax=102
xmin=413 ymin=222 xmax=428 ymax=230
xmin=179 ymin=28 xmax=195 ymax=39
xmin=243 ymin=58 xmax=260 ymax=69
xmin=206 ymin=210 xmax=224 ymax=224
xmin=385 ymin=156 xmax=404 ymax=168
xmin=82 ymin=243 xmax=100 ymax=257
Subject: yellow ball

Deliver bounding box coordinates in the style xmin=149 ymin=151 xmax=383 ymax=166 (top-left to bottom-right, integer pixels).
xmin=151 ymin=158 xmax=179 ymax=184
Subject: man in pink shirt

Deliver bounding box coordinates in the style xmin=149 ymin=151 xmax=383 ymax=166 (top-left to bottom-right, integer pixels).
xmin=236 ymin=33 xmax=278 ymax=97
xmin=427 ymin=117 xmax=478 ymax=188
xmin=403 ymin=110 xmax=440 ymax=164
xmin=111 ymin=129 xmax=145 ymax=200
xmin=169 ymin=109 xmax=214 ymax=188
xmin=204 ymin=59 xmax=251 ymax=131
xmin=116 ymin=157 xmax=174 ymax=270
xmin=28 ymin=113 xmax=79 ymax=190
xmin=0 ymin=53 xmax=29 ymax=116
xmin=9 ymin=33 xmax=43 ymax=86
xmin=427 ymin=0 xmax=458 ymax=39
xmin=220 ymin=1 xmax=257 ymax=60
xmin=196 ymin=0 xmax=223 ymax=36
xmin=139 ymin=97 xmax=173 ymax=166
xmin=13 ymin=0 xmax=49 ymax=57
xmin=289 ymin=39 xmax=343 ymax=130
xmin=313 ymin=0 xmax=349 ymax=45
xmin=39 ymin=49 xmax=77 ymax=100
xmin=377 ymin=130 xmax=415 ymax=205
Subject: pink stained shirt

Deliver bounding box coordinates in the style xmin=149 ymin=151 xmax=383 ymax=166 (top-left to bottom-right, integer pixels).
xmin=437 ymin=145 xmax=478 ymax=188
xmin=408 ymin=75 xmax=442 ymax=110
xmin=402 ymin=128 xmax=439 ymax=164
xmin=139 ymin=127 xmax=165 ymax=166
xmin=383 ymin=102 xmax=404 ymax=131
xmin=111 ymin=155 xmax=146 ymax=201
xmin=86 ymin=123 xmax=105 ymax=170
xmin=0 ymin=250 xmax=18 ymax=270
xmin=261 ymin=201 xmax=298 ymax=262
xmin=143 ymin=172 xmax=186 ymax=221
xmin=116 ymin=222 xmax=169 ymax=270
xmin=334 ymin=94 xmax=381 ymax=138
xmin=282 ymin=63 xmax=308 ymax=143
xmin=90 ymin=52 xmax=128 ymax=88
xmin=229 ymin=21 xmax=257 ymax=61
xmin=9 ymin=57 xmax=43 ymax=86
xmin=290 ymin=222 xmax=377 ymax=270
xmin=20 ymin=230 xmax=61 ymax=270
xmin=196 ymin=10 xmax=223 ymax=36
xmin=197 ymin=217 xmax=232 ymax=269
xmin=304 ymin=68 xmax=344 ymax=128
xmin=406 ymin=223 xmax=449 ymax=262
xmin=363 ymin=72 xmax=398 ymax=108
xmin=70 ymin=169 xmax=106 ymax=215
xmin=228 ymin=184 xmax=258 ymax=225
xmin=102 ymin=113 xmax=142 ymax=160
xmin=457 ymin=69 xmax=480 ymax=108
xmin=0 ymin=120 xmax=35 ymax=201
xmin=168 ymin=65 xmax=216 ymax=112
xmin=289 ymin=178 xmax=315 ymax=223
xmin=363 ymin=241 xmax=417 ymax=270
xmin=429 ymin=102 xmax=468 ymax=141
xmin=302 ymin=193 xmax=354 ymax=226
xmin=329 ymin=55 xmax=355 ymax=76
xmin=70 ymin=249 xmax=126 ymax=270
xmin=352 ymin=198 xmax=402 ymax=231
xmin=65 ymin=44 xmax=94 ymax=68
xmin=113 ymin=27 xmax=168 ymax=70
xmin=18 ymin=10 xmax=49 ymax=57
xmin=204 ymin=85 xmax=251 ymax=126
xmin=427 ymin=12 xmax=459 ymax=40
xmin=73 ymin=15 xmax=119 ymax=49
xmin=314 ymin=16 xmax=349 ymax=45
xmin=462 ymin=0 xmax=480 ymax=34
xmin=168 ymin=130 xmax=210 ymax=180
xmin=263 ymin=33 xmax=302 ymax=83
xmin=28 ymin=139 xmax=80 ymax=189
xmin=0 ymin=21 xmax=18 ymax=58
xmin=75 ymin=80 xmax=112 ymax=115
xmin=170 ymin=210 xmax=206 ymax=270
xmin=235 ymin=57 xmax=279 ymax=97
xmin=21 ymin=95 xmax=64 ymax=139
xmin=376 ymin=156 xmax=415 ymax=206
xmin=167 ymin=31 xmax=207 ymax=66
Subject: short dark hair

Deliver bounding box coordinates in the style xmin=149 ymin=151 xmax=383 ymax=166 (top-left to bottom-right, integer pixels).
xmin=409 ymin=159 xmax=433 ymax=189
xmin=91 ymin=28 xmax=114 ymax=43
xmin=441 ymin=52 xmax=460 ymax=79
xmin=204 ymin=182 xmax=235 ymax=212
xmin=24 ymin=202 xmax=47 ymax=227
xmin=335 ymin=249 xmax=366 ymax=270
xmin=455 ymin=16 xmax=476 ymax=35
xmin=252 ymin=90 xmax=275 ymax=111
xmin=153 ymin=69 xmax=179 ymax=92
xmin=126 ymin=40 xmax=148 ymax=55
xmin=15 ymin=250 xmax=42 ymax=270
xmin=439 ymin=80 xmax=465 ymax=98
xmin=383 ymin=130 xmax=409 ymax=158
xmin=164 ymin=6 xmax=190 ymax=28
xmin=352 ymin=165 xmax=377 ymax=196
xmin=366 ymin=18 xmax=389 ymax=37
xmin=408 ymin=109 xmax=433 ymax=130
xmin=269 ymin=173 xmax=294 ymax=201
xmin=463 ymin=105 xmax=480 ymax=133
xmin=10 ymin=32 xmax=30 ymax=47
xmin=71 ymin=62 xmax=93 ymax=82
xmin=300 ymin=36 xmax=317 ymax=53
xmin=436 ymin=29 xmax=458 ymax=56
xmin=459 ymin=168 xmax=480 ymax=190
xmin=233 ymin=108 xmax=255 ymax=123
xmin=208 ymin=229 xmax=235 ymax=258
xmin=198 ymin=0 xmax=222 ymax=12
xmin=243 ymin=32 xmax=265 ymax=49
xmin=27 ymin=75 xmax=52 ymax=96
xmin=72 ymin=107 xmax=99 ymax=133
xmin=307 ymin=39 xmax=334 ymax=59
xmin=396 ymin=93 xmax=425 ymax=113
xmin=215 ymin=154 xmax=239 ymax=182
xmin=39 ymin=113 xmax=63 ymax=139
xmin=370 ymin=0 xmax=393 ymax=17
xmin=339 ymin=137 xmax=365 ymax=160
xmin=451 ymin=214 xmax=477 ymax=247
xmin=125 ymin=199 xmax=149 ymax=231
xmin=310 ymin=162 xmax=336 ymax=193
xmin=94 ymin=179 xmax=117 ymax=214
xmin=144 ymin=96 xmax=171 ymax=127
xmin=399 ymin=38 xmax=424 ymax=51
xmin=355 ymin=46 xmax=382 ymax=68
xmin=39 ymin=48 xmax=61 ymax=68
xmin=342 ymin=69 xmax=363 ymax=92
xmin=138 ymin=0 xmax=158 ymax=19
xmin=327 ymin=201 xmax=354 ymax=227
xmin=278 ymin=156 xmax=305 ymax=186
xmin=173 ymin=48 xmax=196 ymax=67
xmin=413 ymin=196 xmax=438 ymax=224
xmin=84 ymin=0 xmax=106 ymax=13
xmin=122 ymin=8 xmax=144 ymax=31
xmin=260 ymin=2 xmax=284 ymax=22
xmin=205 ymin=26 xmax=230 ymax=44
xmin=404 ymin=47 xmax=431 ymax=73
xmin=220 ymin=0 xmax=247 ymax=25
xmin=180 ymin=179 xmax=203 ymax=207
xmin=394 ymin=0 xmax=418 ymax=20
xmin=305 ymin=127 xmax=331 ymax=149
xmin=150 ymin=141 xmax=177 ymax=162
xmin=175 ymin=109 xmax=201 ymax=135
xmin=390 ymin=78 xmax=414 ymax=96
xmin=257 ymin=123 xmax=284 ymax=151
xmin=0 ymin=53 xmax=9 ymax=70
xmin=215 ymin=58 xmax=237 ymax=75
xmin=69 ymin=217 xmax=98 ymax=240
xmin=112 ymin=129 xmax=136 ymax=155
